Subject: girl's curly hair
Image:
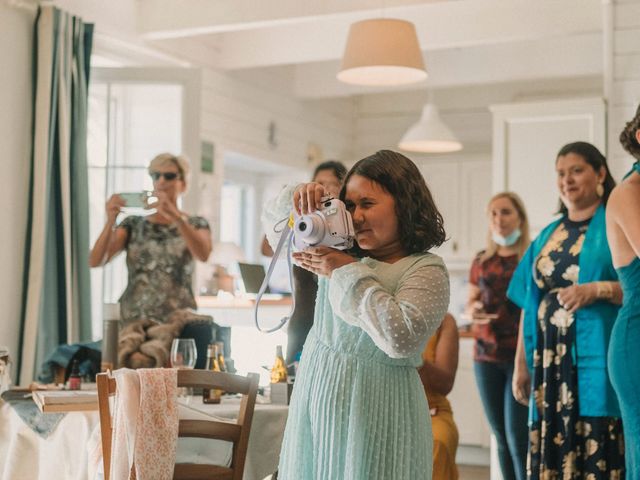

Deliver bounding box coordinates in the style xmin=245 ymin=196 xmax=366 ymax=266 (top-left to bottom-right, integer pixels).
xmin=339 ymin=150 xmax=446 ymax=255
xmin=620 ymin=103 xmax=640 ymax=161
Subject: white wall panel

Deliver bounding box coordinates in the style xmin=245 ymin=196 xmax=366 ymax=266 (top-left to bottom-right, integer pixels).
xmin=491 ymin=98 xmax=606 ymax=232
xmin=0 ymin=4 xmax=35 ymax=382
xmin=609 ymin=3 xmax=640 ymax=180
xmin=200 ymin=69 xmax=353 ymax=168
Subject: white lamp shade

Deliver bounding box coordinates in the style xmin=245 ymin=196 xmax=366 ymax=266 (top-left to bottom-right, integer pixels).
xmin=398 ymin=104 xmax=463 ymax=153
xmin=337 ymin=18 xmax=427 ymax=86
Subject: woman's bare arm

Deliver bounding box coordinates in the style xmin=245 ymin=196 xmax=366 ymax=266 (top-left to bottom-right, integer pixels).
xmin=464 ymin=283 xmax=483 ymax=319
xmin=174 ymin=219 xmax=212 ymax=262
xmin=89 ymin=223 xmax=128 ymax=267
xmin=512 ymin=312 xmax=530 ymax=406
xmin=418 ymin=313 xmax=459 ymax=396
xmin=89 ymin=194 xmax=128 ymax=267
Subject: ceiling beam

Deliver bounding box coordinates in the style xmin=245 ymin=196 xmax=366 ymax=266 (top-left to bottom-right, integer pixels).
xmin=137 ymin=0 xmax=451 ymax=39
xmin=187 ymin=0 xmax=601 ymax=70
xmin=292 ymin=33 xmax=603 ymax=98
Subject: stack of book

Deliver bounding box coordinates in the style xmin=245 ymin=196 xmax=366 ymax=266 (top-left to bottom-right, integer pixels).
xmin=32 ymin=390 xmax=98 ymax=413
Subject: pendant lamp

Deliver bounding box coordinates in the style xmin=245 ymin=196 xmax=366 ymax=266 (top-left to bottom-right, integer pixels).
xmin=337 ymin=18 xmax=427 ymax=86
xmin=398 ymin=104 xmax=463 ymax=153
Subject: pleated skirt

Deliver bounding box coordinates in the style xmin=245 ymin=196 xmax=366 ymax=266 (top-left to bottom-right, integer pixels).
xmin=278 ymin=334 xmax=433 ymax=480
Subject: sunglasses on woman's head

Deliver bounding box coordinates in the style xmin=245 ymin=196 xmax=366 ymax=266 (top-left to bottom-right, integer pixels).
xmin=150 ymin=171 xmax=180 ymax=181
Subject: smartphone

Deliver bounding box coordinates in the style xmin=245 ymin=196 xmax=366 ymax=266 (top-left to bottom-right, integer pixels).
xmin=118 ymin=191 xmax=154 ymax=209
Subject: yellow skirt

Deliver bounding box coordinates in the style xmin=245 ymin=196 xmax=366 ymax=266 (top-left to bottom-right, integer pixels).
xmin=431 ymin=408 xmax=459 ymax=480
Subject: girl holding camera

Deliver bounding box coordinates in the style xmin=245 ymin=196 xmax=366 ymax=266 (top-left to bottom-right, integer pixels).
xmin=274 ymin=150 xmax=450 ymax=480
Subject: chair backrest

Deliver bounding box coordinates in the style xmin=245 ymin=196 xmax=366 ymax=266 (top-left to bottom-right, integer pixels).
xmin=96 ymin=369 xmax=260 ymax=480
xmin=96 ymin=373 xmax=116 ymax=480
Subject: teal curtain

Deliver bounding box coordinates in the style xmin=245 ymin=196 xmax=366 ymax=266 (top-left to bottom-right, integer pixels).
xmin=18 ymin=6 xmax=93 ymax=384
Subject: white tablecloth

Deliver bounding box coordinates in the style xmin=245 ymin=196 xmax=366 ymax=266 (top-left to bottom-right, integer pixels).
xmin=0 ymin=396 xmax=288 ymax=480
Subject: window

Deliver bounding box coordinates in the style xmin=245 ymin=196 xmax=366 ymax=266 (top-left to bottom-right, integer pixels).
xmin=87 ymin=68 xmax=200 ymax=338
xmin=219 ymin=181 xmax=255 ymax=261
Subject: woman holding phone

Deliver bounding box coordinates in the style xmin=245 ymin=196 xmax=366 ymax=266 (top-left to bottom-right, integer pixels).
xmin=89 ymin=153 xmax=211 ymax=324
xmin=465 ymin=192 xmax=530 ymax=480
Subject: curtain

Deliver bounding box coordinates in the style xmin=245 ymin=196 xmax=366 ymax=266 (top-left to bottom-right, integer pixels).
xmin=18 ymin=6 xmax=94 ymax=385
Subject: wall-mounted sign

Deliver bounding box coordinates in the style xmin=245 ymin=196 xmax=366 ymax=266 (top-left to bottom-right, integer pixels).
xmin=201 ymin=141 xmax=214 ymax=173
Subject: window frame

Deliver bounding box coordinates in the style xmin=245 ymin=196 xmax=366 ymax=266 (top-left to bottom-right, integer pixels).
xmin=88 ymin=67 xmax=201 ymax=338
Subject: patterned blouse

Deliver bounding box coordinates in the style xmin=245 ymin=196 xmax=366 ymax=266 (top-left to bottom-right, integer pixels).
xmin=469 ymin=252 xmax=521 ymax=363
xmin=117 ymin=215 xmax=210 ymax=323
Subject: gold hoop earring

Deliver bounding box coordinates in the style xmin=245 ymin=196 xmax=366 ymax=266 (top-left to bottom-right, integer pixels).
xmin=596 ymin=183 xmax=604 ymax=198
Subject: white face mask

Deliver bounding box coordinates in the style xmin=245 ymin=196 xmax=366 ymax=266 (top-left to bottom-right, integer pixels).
xmin=492 ymin=228 xmax=521 ymax=247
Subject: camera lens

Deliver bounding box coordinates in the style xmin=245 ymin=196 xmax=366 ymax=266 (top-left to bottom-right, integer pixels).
xmin=298 ymin=222 xmax=307 ymax=232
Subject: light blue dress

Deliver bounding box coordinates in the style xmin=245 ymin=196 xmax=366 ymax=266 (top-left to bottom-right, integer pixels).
xmin=608 ymin=161 xmax=640 ymax=478
xmin=277 ymin=254 xmax=450 ymax=480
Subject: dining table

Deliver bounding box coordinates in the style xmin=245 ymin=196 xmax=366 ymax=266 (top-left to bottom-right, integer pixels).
xmin=0 ymin=391 xmax=288 ymax=480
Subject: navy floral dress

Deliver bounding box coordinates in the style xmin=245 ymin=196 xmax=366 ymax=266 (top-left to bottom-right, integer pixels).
xmin=529 ymin=217 xmax=625 ymax=479
xmin=117 ymin=215 xmax=210 ymax=323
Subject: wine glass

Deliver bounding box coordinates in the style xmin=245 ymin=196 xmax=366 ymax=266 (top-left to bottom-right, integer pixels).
xmin=170 ymin=338 xmax=197 ymax=369
xmin=171 ymin=339 xmax=197 ymax=402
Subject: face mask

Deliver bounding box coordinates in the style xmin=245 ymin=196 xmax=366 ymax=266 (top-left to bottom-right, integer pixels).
xmin=493 ymin=228 xmax=521 ymax=247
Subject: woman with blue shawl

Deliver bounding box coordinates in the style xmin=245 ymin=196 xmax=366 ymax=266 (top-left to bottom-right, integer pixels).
xmin=507 ymin=142 xmax=624 ymax=479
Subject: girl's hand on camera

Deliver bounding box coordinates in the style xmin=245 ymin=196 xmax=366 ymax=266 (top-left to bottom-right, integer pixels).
xmin=293 ymin=246 xmax=355 ymax=277
xmin=293 ymin=183 xmax=327 ymax=215
xmin=106 ymin=194 xmax=126 ymax=225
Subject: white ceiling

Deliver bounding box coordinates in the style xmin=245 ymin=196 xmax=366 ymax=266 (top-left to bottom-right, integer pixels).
xmin=75 ymin=0 xmax=605 ymax=100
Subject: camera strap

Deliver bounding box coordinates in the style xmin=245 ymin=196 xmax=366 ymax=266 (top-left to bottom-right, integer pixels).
xmin=254 ymin=215 xmax=297 ymax=332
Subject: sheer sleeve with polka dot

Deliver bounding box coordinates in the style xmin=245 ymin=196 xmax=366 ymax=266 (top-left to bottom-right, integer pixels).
xmin=328 ymin=255 xmax=450 ymax=359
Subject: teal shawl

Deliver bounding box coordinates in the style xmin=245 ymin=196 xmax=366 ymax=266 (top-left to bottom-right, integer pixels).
xmin=507 ymin=204 xmax=621 ymax=420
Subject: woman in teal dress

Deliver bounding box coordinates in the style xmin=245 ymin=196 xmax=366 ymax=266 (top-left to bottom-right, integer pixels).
xmin=508 ymin=142 xmax=625 ymax=479
xmin=607 ymin=104 xmax=640 ymax=478
xmin=274 ymin=150 xmax=450 ymax=480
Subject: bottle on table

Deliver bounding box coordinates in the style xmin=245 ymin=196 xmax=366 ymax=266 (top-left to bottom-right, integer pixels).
xmin=203 ymin=344 xmax=223 ymax=404
xmin=101 ymin=303 xmax=120 ymax=372
xmin=215 ymin=341 xmax=226 ymax=372
xmin=270 ymin=345 xmax=288 ymax=384
xmin=68 ymin=359 xmax=82 ymax=391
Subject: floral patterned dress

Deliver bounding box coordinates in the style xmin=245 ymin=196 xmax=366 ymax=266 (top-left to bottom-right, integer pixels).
xmin=529 ymin=217 xmax=625 ymax=479
xmin=117 ymin=215 xmax=210 ymax=323
xmin=469 ymin=252 xmax=521 ymax=363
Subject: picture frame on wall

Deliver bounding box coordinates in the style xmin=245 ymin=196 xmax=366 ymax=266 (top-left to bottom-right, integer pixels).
xmin=201 ymin=140 xmax=214 ymax=174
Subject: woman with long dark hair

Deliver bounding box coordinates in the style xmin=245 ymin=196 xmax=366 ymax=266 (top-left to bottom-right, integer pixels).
xmin=508 ymin=142 xmax=624 ymax=478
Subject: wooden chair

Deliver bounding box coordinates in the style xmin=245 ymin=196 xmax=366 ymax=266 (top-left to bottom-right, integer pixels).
xmin=97 ymin=369 xmax=260 ymax=480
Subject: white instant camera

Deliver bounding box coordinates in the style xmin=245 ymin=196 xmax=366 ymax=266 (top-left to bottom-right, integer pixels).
xmin=254 ymin=196 xmax=355 ymax=332
xmin=292 ymin=197 xmax=355 ymax=251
